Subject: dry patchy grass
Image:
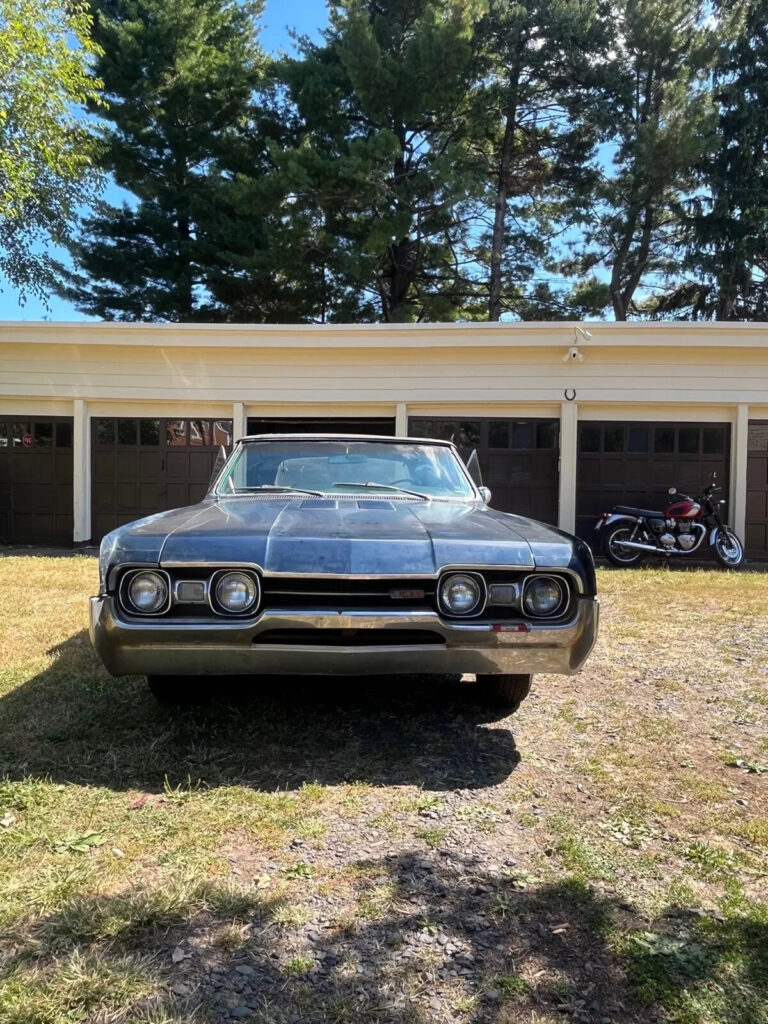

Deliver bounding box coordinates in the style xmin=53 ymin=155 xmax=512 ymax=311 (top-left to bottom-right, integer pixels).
xmin=0 ymin=555 xmax=767 ymax=1024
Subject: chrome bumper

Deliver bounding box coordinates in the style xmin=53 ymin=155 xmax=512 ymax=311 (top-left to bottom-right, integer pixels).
xmin=89 ymin=596 xmax=598 ymax=678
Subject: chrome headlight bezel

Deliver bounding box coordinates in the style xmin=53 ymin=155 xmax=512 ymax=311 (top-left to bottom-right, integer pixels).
xmin=119 ymin=569 xmax=171 ymax=616
xmin=437 ymin=571 xmax=487 ymax=617
xmin=522 ymin=574 xmax=568 ymax=618
xmin=209 ymin=569 xmax=260 ymax=616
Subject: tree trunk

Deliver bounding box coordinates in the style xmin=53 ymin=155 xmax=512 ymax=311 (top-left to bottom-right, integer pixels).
xmin=384 ymin=237 xmax=418 ymax=322
xmin=489 ymin=77 xmax=519 ymax=322
xmin=175 ymin=153 xmax=194 ymax=321
xmin=381 ymin=126 xmax=417 ymax=322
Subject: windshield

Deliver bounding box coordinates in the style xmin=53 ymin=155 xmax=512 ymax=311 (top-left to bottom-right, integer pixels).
xmin=216 ymin=440 xmax=476 ymax=499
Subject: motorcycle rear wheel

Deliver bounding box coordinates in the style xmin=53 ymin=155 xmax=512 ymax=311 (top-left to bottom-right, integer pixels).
xmin=603 ymin=523 xmax=646 ymax=566
xmin=712 ymin=528 xmax=745 ymax=569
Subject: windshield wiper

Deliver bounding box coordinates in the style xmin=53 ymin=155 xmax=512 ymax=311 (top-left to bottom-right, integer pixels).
xmin=236 ymin=485 xmax=325 ymax=497
xmin=333 ymin=482 xmax=430 ymax=500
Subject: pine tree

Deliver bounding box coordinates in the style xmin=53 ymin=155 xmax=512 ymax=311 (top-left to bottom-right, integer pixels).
xmin=275 ymin=0 xmax=484 ymax=323
xmin=462 ymin=0 xmax=611 ymax=321
xmin=671 ymin=0 xmax=768 ymax=319
xmin=57 ymin=0 xmax=265 ymax=321
xmin=574 ymin=0 xmax=717 ymax=321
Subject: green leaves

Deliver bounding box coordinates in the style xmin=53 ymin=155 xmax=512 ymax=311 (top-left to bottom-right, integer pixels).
xmin=54 ymin=831 xmax=107 ymax=854
xmin=0 ymin=0 xmax=103 ymax=299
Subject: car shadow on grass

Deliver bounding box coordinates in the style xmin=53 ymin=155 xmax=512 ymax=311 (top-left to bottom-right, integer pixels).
xmin=5 ymin=852 xmax=766 ymax=1024
xmin=0 ymin=630 xmax=520 ymax=793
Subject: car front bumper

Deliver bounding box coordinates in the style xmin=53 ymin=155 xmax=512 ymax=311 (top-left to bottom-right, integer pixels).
xmin=89 ymin=596 xmax=599 ymax=678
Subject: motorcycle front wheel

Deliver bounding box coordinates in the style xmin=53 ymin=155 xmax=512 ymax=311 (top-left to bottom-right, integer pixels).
xmin=712 ymin=527 xmax=745 ymax=569
xmin=603 ymin=523 xmax=646 ymax=566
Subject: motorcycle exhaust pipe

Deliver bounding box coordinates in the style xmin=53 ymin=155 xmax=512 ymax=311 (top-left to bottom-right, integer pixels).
xmin=618 ymin=540 xmax=682 ymax=555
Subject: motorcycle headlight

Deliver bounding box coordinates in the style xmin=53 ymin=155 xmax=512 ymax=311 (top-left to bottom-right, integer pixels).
xmin=125 ymin=570 xmax=169 ymax=614
xmin=439 ymin=573 xmax=484 ymax=616
xmin=522 ymin=576 xmax=566 ymax=617
xmin=214 ymin=571 xmax=259 ymax=614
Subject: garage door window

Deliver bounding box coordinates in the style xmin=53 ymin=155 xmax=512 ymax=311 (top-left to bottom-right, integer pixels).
xmin=703 ymin=428 xmax=725 ymax=454
xmin=654 ymin=428 xmax=674 ymax=453
xmin=118 ymin=420 xmax=136 ymax=446
xmin=627 ymin=426 xmax=648 ymax=452
xmin=141 ymin=420 xmax=161 ymax=446
xmin=35 ymin=423 xmax=53 ymax=448
xmin=678 ymin=427 xmax=699 ymax=453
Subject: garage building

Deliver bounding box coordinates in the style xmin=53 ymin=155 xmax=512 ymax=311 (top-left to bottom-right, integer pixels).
xmin=1 ymin=320 xmax=766 ymax=559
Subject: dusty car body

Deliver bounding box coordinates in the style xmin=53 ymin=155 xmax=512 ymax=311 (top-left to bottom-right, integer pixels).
xmin=90 ymin=435 xmax=599 ymax=708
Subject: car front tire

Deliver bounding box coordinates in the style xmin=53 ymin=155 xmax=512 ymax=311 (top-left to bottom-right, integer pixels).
xmin=475 ymin=673 xmax=532 ymax=713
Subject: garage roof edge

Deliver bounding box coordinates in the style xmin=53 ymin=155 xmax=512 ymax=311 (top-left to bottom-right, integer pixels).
xmin=0 ymin=320 xmax=767 ymax=349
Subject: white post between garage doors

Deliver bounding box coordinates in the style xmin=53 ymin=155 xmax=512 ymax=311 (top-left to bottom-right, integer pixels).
xmin=396 ymin=402 xmax=408 ymax=436
xmin=731 ymin=403 xmax=749 ymax=543
xmin=232 ymin=401 xmax=247 ymax=443
xmin=558 ymin=401 xmax=578 ymax=534
xmin=73 ymin=399 xmax=91 ymax=543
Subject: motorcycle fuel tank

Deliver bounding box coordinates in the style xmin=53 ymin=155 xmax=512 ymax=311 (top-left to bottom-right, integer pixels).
xmin=665 ymin=498 xmax=701 ymax=519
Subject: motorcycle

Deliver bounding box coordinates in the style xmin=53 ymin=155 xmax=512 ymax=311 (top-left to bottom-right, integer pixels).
xmin=595 ymin=473 xmax=745 ymax=568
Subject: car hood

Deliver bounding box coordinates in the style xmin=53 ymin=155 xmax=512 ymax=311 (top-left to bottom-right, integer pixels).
xmin=105 ymin=497 xmax=577 ymax=576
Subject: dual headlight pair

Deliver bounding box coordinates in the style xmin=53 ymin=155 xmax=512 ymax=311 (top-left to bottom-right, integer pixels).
xmin=122 ymin=570 xmax=258 ymax=615
xmin=438 ymin=572 xmax=566 ymax=618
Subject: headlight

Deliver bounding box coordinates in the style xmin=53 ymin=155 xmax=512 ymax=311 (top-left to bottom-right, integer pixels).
xmin=214 ymin=571 xmax=259 ymax=614
xmin=522 ymin=576 xmax=566 ymax=617
xmin=439 ymin=573 xmax=484 ymax=615
xmin=126 ymin=571 xmax=169 ymax=614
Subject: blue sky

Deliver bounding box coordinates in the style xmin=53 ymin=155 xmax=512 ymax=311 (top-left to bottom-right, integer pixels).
xmin=0 ymin=0 xmax=330 ymax=322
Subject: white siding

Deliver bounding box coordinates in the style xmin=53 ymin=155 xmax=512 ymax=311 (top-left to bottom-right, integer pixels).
xmin=2 ymin=339 xmax=768 ymax=405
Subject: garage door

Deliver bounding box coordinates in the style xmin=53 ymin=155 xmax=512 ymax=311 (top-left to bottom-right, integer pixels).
xmin=92 ymin=417 xmax=233 ymax=541
xmin=577 ymin=421 xmax=731 ymax=540
xmin=0 ymin=417 xmax=73 ymax=545
xmin=747 ymin=421 xmax=768 ymax=559
xmin=408 ymin=417 xmax=560 ymax=524
xmin=247 ymin=417 xmax=396 ymax=436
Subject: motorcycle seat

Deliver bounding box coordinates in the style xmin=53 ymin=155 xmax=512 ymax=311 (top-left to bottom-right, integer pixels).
xmin=613 ymin=504 xmax=663 ymax=518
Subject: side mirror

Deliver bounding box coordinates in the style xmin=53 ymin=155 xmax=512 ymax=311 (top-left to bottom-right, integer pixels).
xmin=208 ymin=445 xmax=228 ymax=490
xmin=478 ymin=486 xmax=492 ymax=505
xmin=668 ymin=487 xmax=677 ymax=495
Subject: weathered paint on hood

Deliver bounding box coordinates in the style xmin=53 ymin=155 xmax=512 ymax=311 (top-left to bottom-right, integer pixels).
xmin=103 ymin=496 xmax=583 ymax=578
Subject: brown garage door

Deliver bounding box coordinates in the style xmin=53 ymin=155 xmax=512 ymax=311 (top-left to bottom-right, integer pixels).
xmin=408 ymin=417 xmax=560 ymax=524
xmin=577 ymin=421 xmax=731 ymax=540
xmin=0 ymin=417 xmax=73 ymax=545
xmin=746 ymin=421 xmax=768 ymax=559
xmin=92 ymin=417 xmax=233 ymax=541
xmin=247 ymin=416 xmax=396 ymax=436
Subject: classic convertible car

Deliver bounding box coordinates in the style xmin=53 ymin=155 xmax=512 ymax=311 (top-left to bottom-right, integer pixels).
xmin=90 ymin=434 xmax=599 ymax=709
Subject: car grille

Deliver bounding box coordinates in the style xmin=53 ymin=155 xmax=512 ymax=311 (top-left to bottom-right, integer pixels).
xmin=253 ymin=629 xmax=445 ymax=647
xmin=260 ymin=577 xmax=436 ymax=611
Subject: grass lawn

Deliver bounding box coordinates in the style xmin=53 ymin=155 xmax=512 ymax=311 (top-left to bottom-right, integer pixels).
xmin=0 ymin=555 xmax=766 ymax=1024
